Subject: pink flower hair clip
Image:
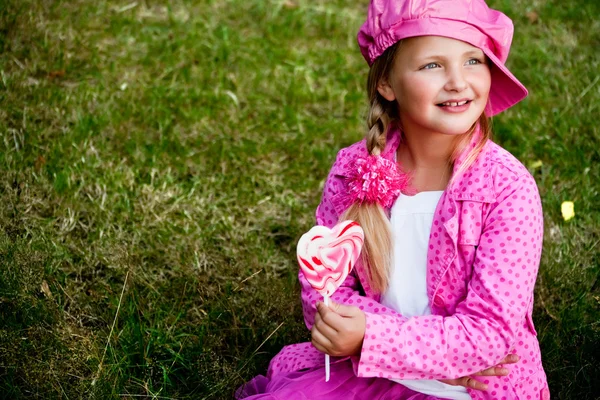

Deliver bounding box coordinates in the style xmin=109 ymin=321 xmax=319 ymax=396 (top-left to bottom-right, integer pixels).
xmin=345 ymin=155 xmax=411 ymax=209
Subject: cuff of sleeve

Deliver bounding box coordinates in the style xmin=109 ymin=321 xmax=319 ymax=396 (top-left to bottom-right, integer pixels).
xmin=355 ymin=311 xmax=407 ymax=378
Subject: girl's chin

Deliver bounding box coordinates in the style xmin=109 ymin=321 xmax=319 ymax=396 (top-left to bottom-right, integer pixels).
xmin=434 ymin=124 xmax=478 ymax=136
xmin=436 ymin=118 xmax=482 ymax=136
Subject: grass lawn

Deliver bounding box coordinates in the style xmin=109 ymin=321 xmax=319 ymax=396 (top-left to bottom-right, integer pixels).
xmin=1 ymin=0 xmax=599 ymax=398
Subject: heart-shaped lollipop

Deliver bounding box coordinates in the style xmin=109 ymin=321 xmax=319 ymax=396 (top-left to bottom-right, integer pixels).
xmin=297 ymin=220 xmax=364 ymax=382
xmin=297 ymin=220 xmax=364 ymax=297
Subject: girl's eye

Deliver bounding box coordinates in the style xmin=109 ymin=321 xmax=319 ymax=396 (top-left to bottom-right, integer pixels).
xmin=422 ymin=62 xmax=440 ymax=70
xmin=466 ymin=58 xmax=483 ymax=65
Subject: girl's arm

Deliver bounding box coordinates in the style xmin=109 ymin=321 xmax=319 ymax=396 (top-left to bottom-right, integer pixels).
xmin=356 ymin=172 xmax=543 ymax=380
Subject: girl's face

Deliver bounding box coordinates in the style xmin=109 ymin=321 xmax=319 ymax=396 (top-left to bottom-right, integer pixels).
xmin=377 ymin=36 xmax=491 ymax=136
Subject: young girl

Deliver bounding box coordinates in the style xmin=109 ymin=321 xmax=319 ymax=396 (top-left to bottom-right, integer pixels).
xmin=237 ymin=0 xmax=549 ymax=399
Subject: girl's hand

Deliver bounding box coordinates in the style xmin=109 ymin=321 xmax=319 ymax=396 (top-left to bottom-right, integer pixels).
xmin=311 ymin=300 xmax=366 ymax=357
xmin=439 ymin=354 xmax=520 ymax=391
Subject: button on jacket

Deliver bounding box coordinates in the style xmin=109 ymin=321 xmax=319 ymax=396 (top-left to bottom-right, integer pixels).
xmin=267 ymin=125 xmax=550 ymax=400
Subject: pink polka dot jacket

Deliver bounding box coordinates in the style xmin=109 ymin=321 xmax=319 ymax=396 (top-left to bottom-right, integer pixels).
xmin=268 ymin=125 xmax=550 ymax=400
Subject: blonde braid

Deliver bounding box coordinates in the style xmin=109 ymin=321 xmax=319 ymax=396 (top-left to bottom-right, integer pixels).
xmin=366 ymin=96 xmax=390 ymax=156
xmin=338 ymin=44 xmax=402 ymax=294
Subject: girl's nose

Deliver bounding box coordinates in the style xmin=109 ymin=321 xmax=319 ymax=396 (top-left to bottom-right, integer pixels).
xmin=444 ymin=68 xmax=468 ymax=92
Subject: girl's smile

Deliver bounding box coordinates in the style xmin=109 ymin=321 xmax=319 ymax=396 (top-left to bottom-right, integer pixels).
xmin=437 ymin=99 xmax=472 ymax=113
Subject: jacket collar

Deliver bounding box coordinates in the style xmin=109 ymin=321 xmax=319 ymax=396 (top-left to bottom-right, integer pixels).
xmin=379 ymin=123 xmax=497 ymax=204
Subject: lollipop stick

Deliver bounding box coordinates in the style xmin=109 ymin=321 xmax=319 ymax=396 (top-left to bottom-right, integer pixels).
xmin=324 ymin=294 xmax=330 ymax=382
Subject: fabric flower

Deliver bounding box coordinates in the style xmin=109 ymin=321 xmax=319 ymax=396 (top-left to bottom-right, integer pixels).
xmin=344 ymin=155 xmax=411 ymax=209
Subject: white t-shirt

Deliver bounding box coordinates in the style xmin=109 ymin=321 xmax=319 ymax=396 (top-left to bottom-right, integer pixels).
xmin=381 ymin=191 xmax=471 ymax=400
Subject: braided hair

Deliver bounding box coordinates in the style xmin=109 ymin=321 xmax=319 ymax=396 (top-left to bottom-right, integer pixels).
xmin=339 ymin=43 xmax=401 ymax=294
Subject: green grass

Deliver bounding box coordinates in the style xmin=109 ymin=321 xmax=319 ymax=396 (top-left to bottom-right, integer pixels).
xmin=1 ymin=0 xmax=599 ymax=398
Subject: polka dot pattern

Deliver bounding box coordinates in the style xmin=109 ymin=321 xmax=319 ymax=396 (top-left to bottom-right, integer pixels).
xmin=268 ymin=136 xmax=549 ymax=400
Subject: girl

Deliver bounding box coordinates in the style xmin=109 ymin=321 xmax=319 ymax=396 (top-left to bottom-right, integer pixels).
xmin=237 ymin=0 xmax=549 ymax=399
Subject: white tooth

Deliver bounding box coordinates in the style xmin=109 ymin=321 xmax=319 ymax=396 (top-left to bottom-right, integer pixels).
xmin=458 ymin=101 xmax=467 ymax=106
xmin=451 ymin=102 xmax=458 ymax=107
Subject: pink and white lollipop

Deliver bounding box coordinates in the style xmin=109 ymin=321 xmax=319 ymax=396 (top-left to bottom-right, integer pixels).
xmin=297 ymin=220 xmax=364 ymax=381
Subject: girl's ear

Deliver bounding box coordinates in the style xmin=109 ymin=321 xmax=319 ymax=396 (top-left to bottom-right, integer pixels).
xmin=377 ymin=79 xmax=396 ymax=102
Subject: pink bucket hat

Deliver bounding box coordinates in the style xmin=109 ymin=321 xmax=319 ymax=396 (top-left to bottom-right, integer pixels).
xmin=357 ymin=0 xmax=528 ymax=116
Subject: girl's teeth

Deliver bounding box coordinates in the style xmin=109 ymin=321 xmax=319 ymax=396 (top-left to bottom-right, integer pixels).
xmin=443 ymin=101 xmax=468 ymax=106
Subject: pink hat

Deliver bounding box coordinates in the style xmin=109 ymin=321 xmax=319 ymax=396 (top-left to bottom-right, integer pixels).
xmin=357 ymin=0 xmax=528 ymax=116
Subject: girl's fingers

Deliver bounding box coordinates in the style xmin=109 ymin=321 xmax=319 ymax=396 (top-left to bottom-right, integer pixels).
xmin=310 ymin=326 xmax=333 ymax=354
xmin=441 ymin=357 xmax=516 ymax=391
xmin=314 ymin=306 xmax=338 ymax=338
xmin=311 ymin=339 xmax=328 ymax=354
xmin=316 ymin=302 xmax=343 ymax=332
xmin=461 ymin=377 xmax=487 ymax=391
xmin=440 ymin=377 xmax=488 ymax=391
xmin=498 ymin=354 xmax=520 ymax=364
xmin=314 ymin=310 xmax=322 ymax=326
xmin=471 ymin=354 xmax=519 ymax=376
xmin=472 ymin=365 xmax=510 ymax=377
xmin=314 ymin=315 xmax=339 ymax=340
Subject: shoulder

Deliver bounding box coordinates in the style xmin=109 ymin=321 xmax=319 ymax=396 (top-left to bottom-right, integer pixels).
xmin=318 ymin=139 xmax=369 ymax=221
xmin=476 ymin=141 xmax=541 ymax=213
xmin=486 ymin=141 xmax=530 ymax=179
xmin=471 ymin=140 xmax=538 ymax=198
xmin=451 ymin=140 xmax=540 ymax=204
xmin=485 ymin=141 xmax=538 ymax=199
xmin=329 ymin=139 xmax=369 ymax=176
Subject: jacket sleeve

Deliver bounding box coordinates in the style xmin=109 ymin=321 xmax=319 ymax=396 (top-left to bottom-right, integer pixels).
xmin=355 ymin=172 xmax=544 ymax=380
xmin=300 ymin=148 xmax=407 ymax=330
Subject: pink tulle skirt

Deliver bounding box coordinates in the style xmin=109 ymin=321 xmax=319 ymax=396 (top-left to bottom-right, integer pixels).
xmin=236 ymin=360 xmax=448 ymax=400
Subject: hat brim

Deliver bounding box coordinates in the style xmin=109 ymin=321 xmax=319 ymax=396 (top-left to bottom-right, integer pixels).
xmin=482 ymin=48 xmax=528 ymax=116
